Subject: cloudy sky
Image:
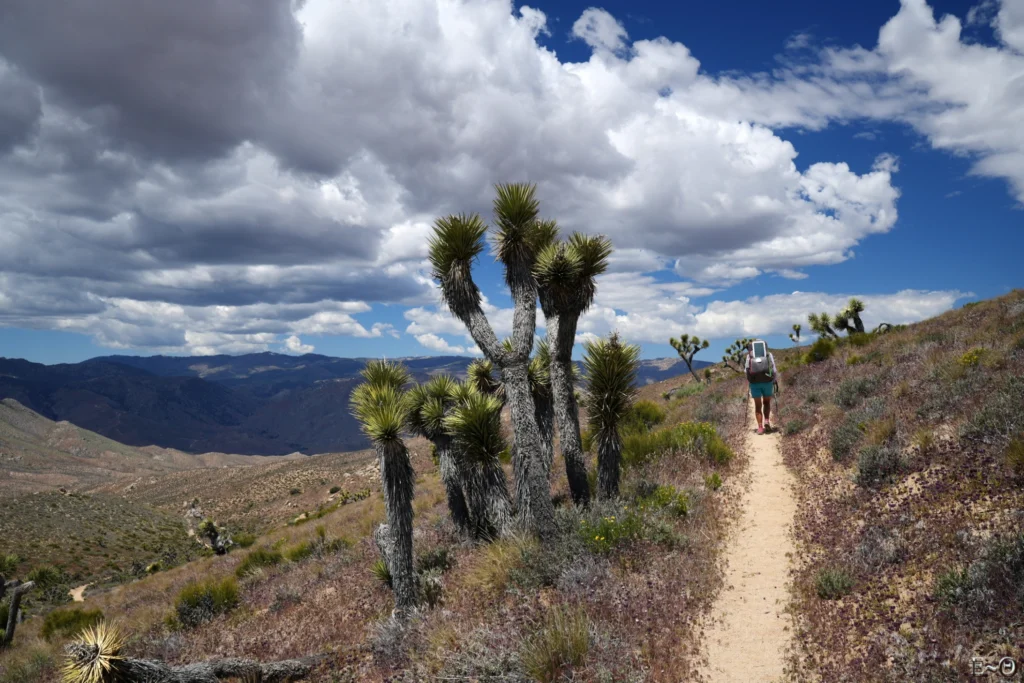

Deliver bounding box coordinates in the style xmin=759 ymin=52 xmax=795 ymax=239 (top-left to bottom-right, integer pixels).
xmin=0 ymin=0 xmax=1021 ymax=364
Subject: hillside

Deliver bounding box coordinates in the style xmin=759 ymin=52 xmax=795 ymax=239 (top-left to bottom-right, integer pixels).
xmin=0 ymin=353 xmax=710 ymax=456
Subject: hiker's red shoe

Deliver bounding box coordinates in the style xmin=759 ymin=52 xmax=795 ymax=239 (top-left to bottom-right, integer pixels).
xmin=757 ymin=426 xmax=765 ymax=435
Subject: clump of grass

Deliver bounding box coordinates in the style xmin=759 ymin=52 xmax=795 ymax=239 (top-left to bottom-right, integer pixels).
xmin=892 ymin=380 xmax=911 ymax=399
xmin=848 ymin=332 xmax=872 ymax=347
xmin=26 ymin=565 xmax=64 ymax=589
xmin=579 ymin=510 xmax=644 ymax=553
xmin=639 ymin=484 xmax=690 ymax=517
xmin=705 ymin=472 xmax=723 ymax=491
xmin=284 ymin=540 xmax=313 ymax=563
xmin=41 ymin=607 xmax=103 ymax=642
xmin=371 ymin=558 xmax=392 ymax=588
xmin=846 ymin=354 xmax=863 ymax=366
xmin=865 ymin=416 xmax=897 ymax=445
xmin=520 ymin=606 xmax=591 ymax=682
xmin=835 ymin=377 xmax=875 ymax=408
xmin=621 ymin=400 xmax=666 ymax=432
xmin=174 ymin=576 xmax=239 ymax=628
xmin=0 ymin=553 xmax=20 ymax=574
xmin=416 ymin=547 xmax=453 ymax=574
xmin=913 ymin=428 xmax=935 ymax=456
xmin=465 ymin=537 xmax=537 ymax=595
xmin=622 ymin=422 xmax=732 ymax=467
xmin=804 ymin=338 xmax=836 ymax=364
xmin=855 ymin=445 xmax=904 ymax=488
xmin=233 ymin=532 xmax=256 ymax=548
xmin=1006 ymin=437 xmax=1024 ymax=482
xmin=854 ymin=526 xmax=905 ymax=570
xmin=830 ymin=419 xmax=862 ymax=462
xmin=816 ymin=567 xmax=854 ymax=600
xmin=784 ymin=419 xmax=806 ymax=435
xmin=235 ymin=547 xmax=283 ymax=578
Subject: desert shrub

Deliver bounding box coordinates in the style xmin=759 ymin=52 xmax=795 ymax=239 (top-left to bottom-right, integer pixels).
xmin=0 ymin=646 xmax=56 ymax=683
xmin=694 ymin=391 xmax=727 ymax=424
xmin=848 ymin=332 xmax=872 ymax=347
xmin=233 ymin=532 xmax=256 ymax=548
xmin=865 ymin=416 xmax=897 ymax=445
xmin=846 ymin=354 xmax=863 ymax=366
xmin=854 ymin=527 xmax=905 ymax=571
xmin=960 ymin=376 xmax=1024 ymax=443
xmin=816 ymin=567 xmax=854 ymax=600
xmin=1007 ymin=437 xmax=1024 ymax=481
xmin=935 ymin=534 xmax=1024 ymax=620
xmin=419 ymin=569 xmax=444 ymax=608
xmin=892 ymin=380 xmax=911 ymax=399
xmin=622 ymin=421 xmax=733 ymax=467
xmin=0 ymin=553 xmax=20 ymax=574
xmin=621 ymin=400 xmax=666 ymax=433
xmin=26 ymin=565 xmax=64 ymax=589
xmin=235 ymin=547 xmax=283 ymax=578
xmin=416 ymin=547 xmax=453 ymax=574
xmin=520 ymin=606 xmax=591 ymax=682
xmin=579 ymin=510 xmax=643 ymax=554
xmin=329 ymin=485 xmax=341 ymax=494
xmin=40 ymin=607 xmax=103 ymax=641
xmin=855 ymin=445 xmax=904 ymax=488
xmin=784 ymin=419 xmax=806 ymax=435
xmin=853 ymin=396 xmax=887 ymax=423
xmin=465 ymin=537 xmax=537 ymax=595
xmin=913 ymin=428 xmax=935 ymax=455
xmin=371 ymin=558 xmax=392 ymax=588
xmin=284 ymin=541 xmax=313 ymax=563
xmin=1013 ymin=334 xmax=1024 ymax=353
xmin=289 ymin=487 xmax=301 ymax=496
xmin=958 ymin=348 xmax=986 ymax=367
xmin=830 ymin=419 xmax=862 ymax=461
xmin=835 ymin=377 xmax=875 ymax=408
xmin=705 ymin=472 xmax=723 ymax=491
xmin=804 ymin=338 xmax=836 ymax=364
xmin=638 ymin=484 xmax=689 ymax=517
xmin=175 ymin=577 xmax=239 ymax=628
xmin=804 ymin=391 xmax=821 ymax=405
xmin=666 ymin=383 xmax=704 ymax=402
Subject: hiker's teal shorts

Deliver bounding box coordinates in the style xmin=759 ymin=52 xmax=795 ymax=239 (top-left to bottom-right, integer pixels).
xmin=749 ymin=381 xmax=774 ymax=398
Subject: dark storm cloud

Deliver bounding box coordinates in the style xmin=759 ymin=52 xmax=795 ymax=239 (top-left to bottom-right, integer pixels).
xmin=0 ymin=0 xmax=301 ymax=162
xmin=0 ymin=61 xmax=42 ymax=153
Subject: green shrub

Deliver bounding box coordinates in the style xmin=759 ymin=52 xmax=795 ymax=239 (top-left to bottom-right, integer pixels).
xmin=829 ymin=419 xmax=862 ymax=461
xmin=639 ymin=485 xmax=689 ymax=517
xmin=835 ymin=377 xmax=875 ymax=408
xmin=0 ymin=553 xmax=20 ymax=574
xmin=846 ymin=354 xmax=863 ymax=366
xmin=175 ymin=577 xmax=239 ymax=628
xmin=26 ymin=565 xmax=64 ymax=589
xmin=1007 ymin=437 xmax=1024 ymax=481
xmin=960 ymin=376 xmax=1024 ymax=443
xmin=958 ymin=348 xmax=986 ymax=367
xmin=371 ymin=558 xmax=392 ymax=588
xmin=622 ymin=422 xmax=732 ymax=467
xmin=816 ymin=567 xmax=854 ymax=600
xmin=804 ymin=338 xmax=836 ymax=364
xmin=621 ymin=400 xmax=667 ymax=433
xmin=329 ymin=485 xmax=341 ymax=494
xmin=912 ymin=428 xmax=935 ymax=456
xmin=235 ymin=547 xmax=283 ymax=578
xmin=855 ymin=445 xmax=904 ymax=488
xmin=416 ymin=547 xmax=454 ymax=574
xmin=705 ymin=472 xmax=723 ymax=491
xmin=233 ymin=532 xmax=257 ymax=549
xmin=783 ymin=419 xmax=806 ymax=435
xmin=694 ymin=391 xmax=726 ymax=425
xmin=40 ymin=607 xmax=103 ymax=641
xmin=284 ymin=541 xmax=313 ymax=563
xmin=579 ymin=510 xmax=643 ymax=554
xmin=0 ymin=646 xmax=56 ymax=683
xmin=935 ymin=534 xmax=1024 ymax=620
xmin=520 ymin=606 xmax=590 ymax=683
xmin=848 ymin=332 xmax=872 ymax=347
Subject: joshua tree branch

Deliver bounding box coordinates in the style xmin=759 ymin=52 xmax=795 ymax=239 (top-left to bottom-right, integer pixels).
xmin=1 ymin=580 xmax=35 ymax=648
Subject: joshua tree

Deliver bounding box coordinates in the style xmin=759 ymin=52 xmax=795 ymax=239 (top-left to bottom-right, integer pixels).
xmin=428 ymin=183 xmax=558 ymax=539
xmin=444 ymin=389 xmax=515 ymax=540
xmin=350 ymin=360 xmax=418 ymax=615
xmin=833 ymin=298 xmax=866 ymax=335
xmin=808 ymin=312 xmax=839 ymax=339
xmin=406 ymin=375 xmax=472 ymax=538
xmin=789 ymin=324 xmax=802 ymax=344
xmin=668 ymin=333 xmax=710 ymax=384
xmin=197 ymin=519 xmax=232 ymax=555
xmin=0 ymin=576 xmax=35 ymax=648
xmin=581 ymin=332 xmax=640 ymax=499
xmin=722 ymin=337 xmax=753 ymax=373
xmin=534 ymin=232 xmax=612 ymax=506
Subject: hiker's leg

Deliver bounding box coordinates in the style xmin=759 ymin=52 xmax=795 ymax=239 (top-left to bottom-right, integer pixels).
xmin=763 ymin=392 xmax=772 ymax=426
xmin=752 ymin=396 xmax=764 ymax=429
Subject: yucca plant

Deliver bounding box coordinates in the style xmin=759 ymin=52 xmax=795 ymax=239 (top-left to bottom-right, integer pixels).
xmin=581 ymin=333 xmax=640 ymax=499
xmin=535 ymin=232 xmax=612 ymax=505
xmin=445 ymin=389 xmax=515 ymax=540
xmin=428 ymin=183 xmax=558 ymax=540
xmin=350 ymin=360 xmax=418 ymax=614
xmin=61 ymin=622 xmax=125 ymax=683
xmin=406 ymin=375 xmax=472 ymax=537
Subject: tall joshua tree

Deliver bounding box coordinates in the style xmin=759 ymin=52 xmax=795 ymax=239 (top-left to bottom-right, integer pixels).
xmin=581 ymin=332 xmax=640 ymax=499
xmin=428 ymin=183 xmax=557 ymax=540
xmin=668 ymin=333 xmax=710 ymax=384
xmin=808 ymin=312 xmax=839 ymax=339
xmin=406 ymin=375 xmax=472 ymax=538
xmin=444 ymin=389 xmax=515 ymax=540
xmin=836 ymin=298 xmax=866 ymax=334
xmin=534 ymin=232 xmax=612 ymax=506
xmin=350 ymin=360 xmax=417 ymax=615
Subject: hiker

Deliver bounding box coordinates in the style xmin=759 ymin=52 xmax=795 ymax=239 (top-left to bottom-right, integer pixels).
xmin=745 ymin=339 xmax=778 ymax=434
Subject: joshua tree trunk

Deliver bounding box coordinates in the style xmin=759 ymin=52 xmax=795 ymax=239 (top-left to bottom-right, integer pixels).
xmin=501 ymin=362 xmax=557 ymax=540
xmin=597 ymin=429 xmax=622 ymax=499
xmin=435 ymin=436 xmax=472 ymax=537
xmin=535 ymin=393 xmax=555 ymax=475
xmin=1 ymin=580 xmax=34 ymax=648
xmin=550 ymin=316 xmax=591 ymax=505
xmin=62 ymin=643 xmax=321 ymax=682
xmin=377 ymin=441 xmax=417 ymax=614
xmin=853 ymin=315 xmax=865 ymax=334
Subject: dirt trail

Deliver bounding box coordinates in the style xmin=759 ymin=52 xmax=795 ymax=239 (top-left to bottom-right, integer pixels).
xmin=69 ymin=583 xmax=91 ymax=602
xmin=701 ymin=401 xmax=796 ymax=682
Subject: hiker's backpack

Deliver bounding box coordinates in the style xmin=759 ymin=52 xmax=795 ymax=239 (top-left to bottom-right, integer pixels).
xmin=746 ymin=339 xmax=774 ymax=383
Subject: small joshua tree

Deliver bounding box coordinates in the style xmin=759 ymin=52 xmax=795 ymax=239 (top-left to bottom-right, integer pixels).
xmin=406 ymin=375 xmax=472 ymax=538
xmin=197 ymin=519 xmax=232 ymax=555
xmin=444 ymin=388 xmax=515 ymax=540
xmin=534 ymin=232 xmax=612 ymax=506
xmin=808 ymin=312 xmax=839 ymax=339
xmin=722 ymin=337 xmax=753 ymax=373
xmin=428 ymin=183 xmax=558 ymax=539
xmin=581 ymin=332 xmax=640 ymax=499
xmin=789 ymin=324 xmax=802 ymax=344
xmin=350 ymin=360 xmax=418 ymax=615
xmin=669 ymin=333 xmax=710 ymax=384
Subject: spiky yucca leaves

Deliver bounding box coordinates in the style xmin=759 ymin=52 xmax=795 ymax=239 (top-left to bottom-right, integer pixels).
xmin=445 ymin=390 xmax=515 ymax=539
xmin=406 ymin=376 xmax=472 ymax=537
xmin=350 ymin=363 xmax=417 ymax=614
xmin=582 ymin=333 xmax=640 ymax=499
xmin=61 ymin=622 xmax=125 ymax=683
xmin=534 ymin=241 xmax=583 ymax=317
xmin=668 ymin=333 xmax=710 ymax=384
xmin=467 ymin=358 xmax=504 ymax=401
xmin=428 ymin=213 xmax=488 ymax=317
xmin=808 ymin=312 xmax=838 ymax=339
xmin=834 ymin=298 xmax=866 ymax=334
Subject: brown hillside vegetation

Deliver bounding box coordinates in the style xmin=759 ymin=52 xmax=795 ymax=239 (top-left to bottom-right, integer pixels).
xmin=778 ymin=290 xmax=1024 ymax=681
xmin=0 ymin=368 xmax=747 ymax=682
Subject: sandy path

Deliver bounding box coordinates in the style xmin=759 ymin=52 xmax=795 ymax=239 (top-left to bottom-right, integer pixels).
xmin=69 ymin=583 xmax=91 ymax=602
xmin=701 ymin=401 xmax=796 ymax=682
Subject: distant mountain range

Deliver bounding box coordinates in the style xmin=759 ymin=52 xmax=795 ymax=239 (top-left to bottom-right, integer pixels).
xmin=0 ymin=352 xmax=710 ymax=455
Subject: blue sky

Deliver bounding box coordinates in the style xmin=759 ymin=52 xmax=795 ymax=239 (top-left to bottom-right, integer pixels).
xmin=0 ymin=0 xmax=1020 ymax=366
